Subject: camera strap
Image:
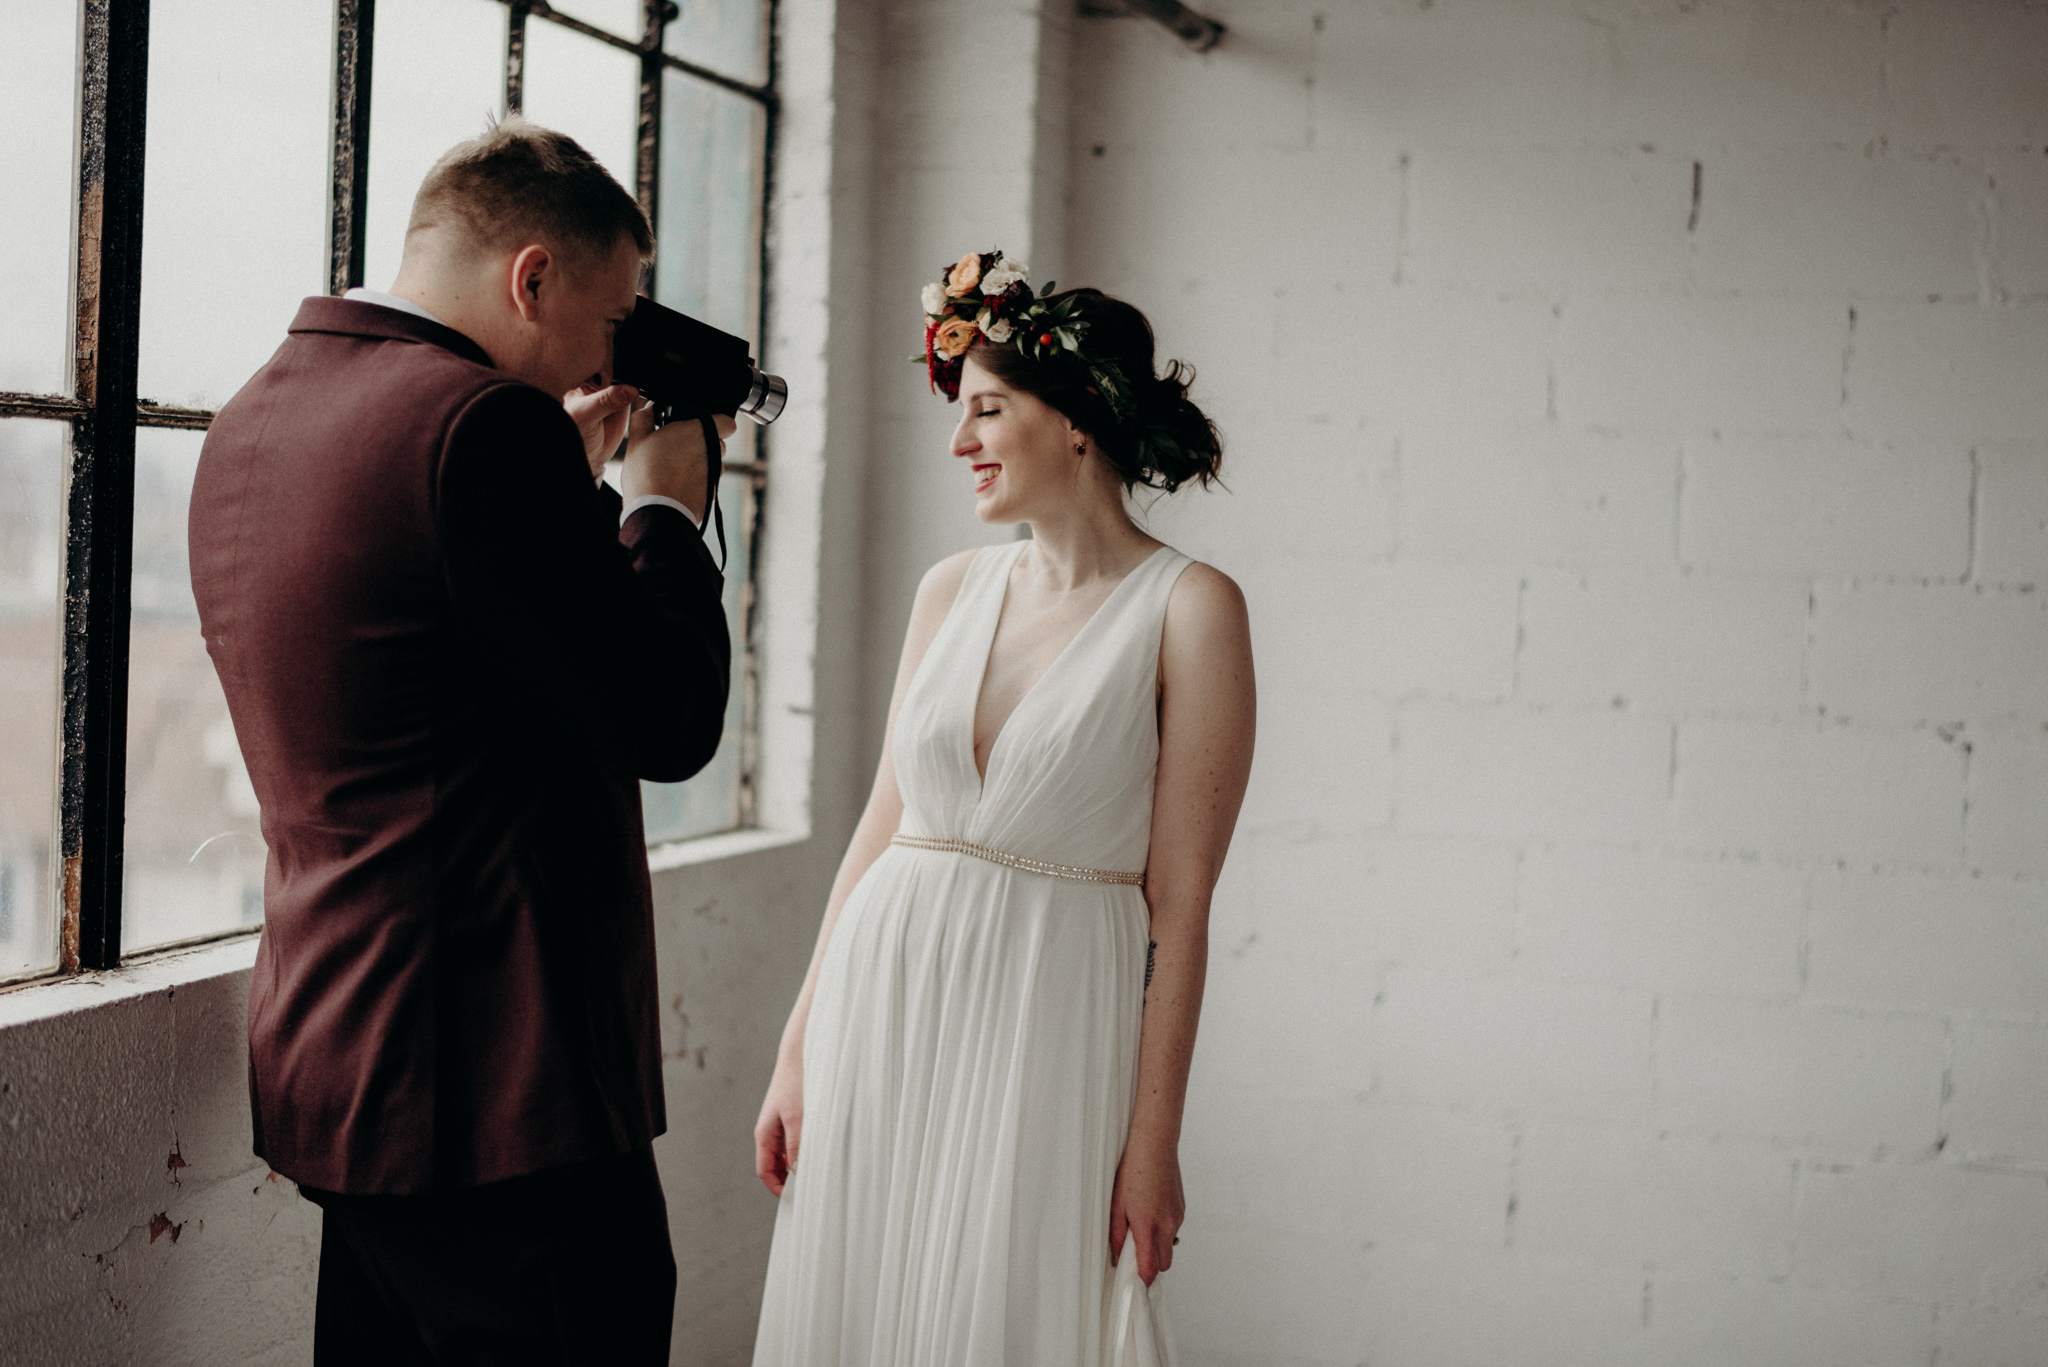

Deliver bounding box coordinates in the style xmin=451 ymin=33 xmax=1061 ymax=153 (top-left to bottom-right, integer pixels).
xmin=699 ymin=414 xmax=728 ymax=573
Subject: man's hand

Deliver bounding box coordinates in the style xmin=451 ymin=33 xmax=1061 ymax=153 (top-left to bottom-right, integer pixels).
xmin=621 ymin=405 xmax=738 ymax=524
xmin=563 ymin=382 xmax=640 ymax=479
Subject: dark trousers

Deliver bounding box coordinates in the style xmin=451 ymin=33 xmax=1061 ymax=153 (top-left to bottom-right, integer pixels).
xmin=304 ymin=1146 xmax=676 ymax=1367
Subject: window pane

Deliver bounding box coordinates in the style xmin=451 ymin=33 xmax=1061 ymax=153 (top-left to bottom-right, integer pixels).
xmin=521 ymin=19 xmax=640 ymax=191
xmin=665 ymin=0 xmax=767 ymax=86
xmin=655 ymin=72 xmax=762 ymax=339
xmin=0 ymin=4 xmax=79 ymax=397
xmin=640 ymin=474 xmax=753 ymax=844
xmin=656 ymin=71 xmax=765 ymax=467
xmin=547 ymin=0 xmax=642 ymax=42
xmin=364 ymin=0 xmax=507 ymax=293
xmin=122 ymin=427 xmax=266 ymax=953
xmin=0 ymin=421 xmax=65 ymax=979
xmin=139 ymin=0 xmax=331 ymax=409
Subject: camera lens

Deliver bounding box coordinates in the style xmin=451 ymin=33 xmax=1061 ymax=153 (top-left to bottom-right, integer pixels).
xmin=741 ymin=368 xmax=787 ymax=425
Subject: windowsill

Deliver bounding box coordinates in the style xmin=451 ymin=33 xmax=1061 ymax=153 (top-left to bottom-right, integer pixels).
xmin=0 ymin=932 xmax=260 ymax=1029
xmin=646 ymin=824 xmax=808 ymax=872
xmin=0 ymin=829 xmax=810 ymax=1027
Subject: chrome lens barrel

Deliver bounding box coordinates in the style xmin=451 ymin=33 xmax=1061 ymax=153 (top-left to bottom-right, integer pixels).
xmin=741 ymin=368 xmax=788 ymax=424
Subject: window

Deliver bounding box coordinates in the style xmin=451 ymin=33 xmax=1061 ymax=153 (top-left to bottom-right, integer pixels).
xmin=1 ymin=0 xmax=775 ymax=980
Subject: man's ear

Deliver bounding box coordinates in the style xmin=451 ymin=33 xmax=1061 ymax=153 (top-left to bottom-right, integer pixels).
xmin=508 ymin=244 xmax=552 ymax=323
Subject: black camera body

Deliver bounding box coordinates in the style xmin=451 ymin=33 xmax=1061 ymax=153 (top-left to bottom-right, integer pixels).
xmin=611 ymin=297 xmax=786 ymax=427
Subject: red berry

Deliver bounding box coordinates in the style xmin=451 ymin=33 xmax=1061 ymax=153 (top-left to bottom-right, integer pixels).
xmin=1039 ymin=332 xmax=1053 ymax=345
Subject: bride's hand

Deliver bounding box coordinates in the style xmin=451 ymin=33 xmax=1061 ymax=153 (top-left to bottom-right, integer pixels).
xmin=753 ymin=1056 xmax=804 ymax=1197
xmin=1108 ymin=1137 xmax=1185 ymax=1286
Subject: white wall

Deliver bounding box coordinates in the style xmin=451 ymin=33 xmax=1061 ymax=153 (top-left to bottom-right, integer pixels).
xmin=0 ymin=944 xmax=320 ymax=1367
xmin=1058 ymin=2 xmax=2048 ymax=1363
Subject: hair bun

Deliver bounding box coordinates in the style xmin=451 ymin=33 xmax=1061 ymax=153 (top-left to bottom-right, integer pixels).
xmin=1131 ymin=359 xmax=1223 ymax=493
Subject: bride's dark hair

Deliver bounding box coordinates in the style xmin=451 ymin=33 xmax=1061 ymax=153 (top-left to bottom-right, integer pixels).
xmin=966 ymin=288 xmax=1223 ymax=493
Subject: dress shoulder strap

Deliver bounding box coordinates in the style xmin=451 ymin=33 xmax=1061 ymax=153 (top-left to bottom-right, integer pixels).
xmin=1119 ymin=545 xmax=1194 ymax=619
xmin=1071 ymin=545 xmax=1194 ymax=686
xmin=922 ymin=538 xmax=1026 ymax=662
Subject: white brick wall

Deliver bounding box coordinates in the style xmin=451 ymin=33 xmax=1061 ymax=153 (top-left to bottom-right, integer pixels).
xmin=1679 ymin=438 xmax=1973 ymax=580
xmin=1396 ymin=703 xmax=1671 ymax=844
xmin=1059 ymin=2 xmax=2048 ymax=1361
xmin=1515 ymin=849 xmax=1805 ymax=998
xmin=1512 ymin=1125 xmax=1797 ymax=1278
xmin=1652 ymin=996 xmax=1944 ymax=1154
xmin=1976 ymin=443 xmax=2048 ymax=586
xmin=1950 ymin=1018 xmax=2048 ymax=1166
xmin=1398 ymin=428 xmax=1677 ymax=570
xmin=1673 ymin=719 xmax=1964 ymax=866
xmin=1968 ymin=727 xmax=2048 ymax=877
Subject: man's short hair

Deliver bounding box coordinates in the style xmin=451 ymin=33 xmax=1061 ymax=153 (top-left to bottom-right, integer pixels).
xmin=408 ymin=116 xmax=654 ymax=271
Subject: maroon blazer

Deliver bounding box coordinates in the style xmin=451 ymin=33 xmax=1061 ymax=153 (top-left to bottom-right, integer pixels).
xmin=190 ymin=298 xmax=730 ymax=1194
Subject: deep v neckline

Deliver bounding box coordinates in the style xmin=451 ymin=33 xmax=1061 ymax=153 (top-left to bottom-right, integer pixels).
xmin=968 ymin=543 xmax=1169 ymax=791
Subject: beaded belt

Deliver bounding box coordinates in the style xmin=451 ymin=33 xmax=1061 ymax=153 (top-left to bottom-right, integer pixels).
xmin=890 ymin=834 xmax=1145 ymax=887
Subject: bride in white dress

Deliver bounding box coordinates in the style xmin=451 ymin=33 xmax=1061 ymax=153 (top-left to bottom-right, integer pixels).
xmin=750 ymin=255 xmax=1256 ymax=1367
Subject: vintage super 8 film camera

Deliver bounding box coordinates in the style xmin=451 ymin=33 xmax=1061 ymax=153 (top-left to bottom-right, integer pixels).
xmin=610 ymin=297 xmax=786 ymax=428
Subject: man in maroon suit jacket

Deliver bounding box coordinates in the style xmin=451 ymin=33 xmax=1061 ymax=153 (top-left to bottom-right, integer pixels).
xmin=189 ymin=121 xmax=729 ymax=1363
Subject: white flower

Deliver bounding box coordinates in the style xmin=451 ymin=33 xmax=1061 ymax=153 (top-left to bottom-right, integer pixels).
xmin=920 ymin=281 xmax=947 ymax=314
xmin=982 ymin=316 xmax=1015 ymax=343
xmin=980 ymin=261 xmax=1027 ymax=295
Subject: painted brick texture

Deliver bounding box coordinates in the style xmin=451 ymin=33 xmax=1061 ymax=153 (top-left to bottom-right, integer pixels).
xmin=1066 ymin=2 xmax=2048 ymax=1363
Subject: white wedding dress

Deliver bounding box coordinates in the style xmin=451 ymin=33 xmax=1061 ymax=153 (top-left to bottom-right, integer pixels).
xmin=752 ymin=539 xmax=1189 ymax=1367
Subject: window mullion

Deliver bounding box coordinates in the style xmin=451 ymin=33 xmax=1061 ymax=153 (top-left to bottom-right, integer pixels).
xmin=504 ymin=1 xmax=528 ymax=115
xmin=635 ymin=0 xmax=668 ymax=276
xmin=327 ymin=0 xmax=375 ymax=296
xmin=62 ymin=0 xmax=152 ymax=971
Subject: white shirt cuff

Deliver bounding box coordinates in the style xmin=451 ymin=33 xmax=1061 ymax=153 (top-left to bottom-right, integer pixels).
xmin=619 ymin=493 xmax=700 ymax=529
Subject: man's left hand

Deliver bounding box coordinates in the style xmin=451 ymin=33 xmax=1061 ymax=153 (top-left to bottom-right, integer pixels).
xmin=563 ymin=383 xmax=640 ymax=479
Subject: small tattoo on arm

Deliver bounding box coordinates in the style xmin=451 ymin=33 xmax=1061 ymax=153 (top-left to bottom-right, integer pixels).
xmin=1145 ymin=940 xmax=1157 ymax=991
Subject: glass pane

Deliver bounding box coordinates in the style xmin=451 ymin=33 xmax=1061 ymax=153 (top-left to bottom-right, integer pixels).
xmin=364 ymin=0 xmax=507 ymax=293
xmin=521 ymin=19 xmax=641 ymax=192
xmin=640 ymin=473 xmax=752 ymax=844
xmin=139 ymin=0 xmax=331 ymax=409
xmin=656 ymin=72 xmax=764 ymax=468
xmin=0 ymin=421 xmax=65 ymax=979
xmin=547 ymin=0 xmax=642 ymax=42
xmin=0 ymin=4 xmax=79 ymax=396
xmin=123 ymin=427 xmax=266 ymax=953
xmin=665 ymin=0 xmax=767 ymax=86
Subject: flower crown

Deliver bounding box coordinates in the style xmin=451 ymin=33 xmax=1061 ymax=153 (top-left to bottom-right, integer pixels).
xmin=915 ymin=248 xmax=1134 ymax=416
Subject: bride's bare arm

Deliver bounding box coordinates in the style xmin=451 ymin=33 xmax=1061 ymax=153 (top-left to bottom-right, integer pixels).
xmin=753 ymin=549 xmax=978 ymax=1196
xmin=1110 ymin=562 xmax=1255 ymax=1282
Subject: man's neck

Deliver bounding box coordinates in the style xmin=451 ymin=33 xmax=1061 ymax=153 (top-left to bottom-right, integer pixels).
xmin=344 ymin=287 xmax=446 ymax=328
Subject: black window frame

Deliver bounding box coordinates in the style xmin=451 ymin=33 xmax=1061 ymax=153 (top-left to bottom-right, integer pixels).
xmin=0 ymin=0 xmax=775 ymax=977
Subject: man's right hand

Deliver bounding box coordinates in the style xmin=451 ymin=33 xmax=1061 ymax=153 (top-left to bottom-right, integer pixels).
xmin=621 ymin=404 xmax=739 ymax=523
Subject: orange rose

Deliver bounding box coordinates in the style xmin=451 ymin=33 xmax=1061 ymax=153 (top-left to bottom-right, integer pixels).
xmin=932 ymin=315 xmax=979 ymax=359
xmin=945 ymin=251 xmax=984 ymax=297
